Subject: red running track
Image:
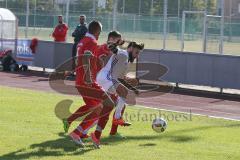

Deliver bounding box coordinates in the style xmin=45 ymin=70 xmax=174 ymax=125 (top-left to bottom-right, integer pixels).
xmin=0 ymin=71 xmax=240 ymax=121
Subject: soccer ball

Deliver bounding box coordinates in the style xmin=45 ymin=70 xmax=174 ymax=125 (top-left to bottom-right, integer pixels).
xmin=152 ymin=118 xmax=167 ymax=133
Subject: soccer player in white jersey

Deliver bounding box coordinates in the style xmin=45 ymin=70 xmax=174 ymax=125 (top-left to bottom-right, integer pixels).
xmin=90 ymin=40 xmax=144 ymax=148
xmin=96 ymin=41 xmax=144 ymax=126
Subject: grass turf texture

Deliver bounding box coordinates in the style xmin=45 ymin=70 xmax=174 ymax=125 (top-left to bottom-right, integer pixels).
xmin=0 ymin=86 xmax=240 ymax=160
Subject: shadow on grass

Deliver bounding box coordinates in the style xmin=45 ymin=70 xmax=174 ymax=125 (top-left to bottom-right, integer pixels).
xmin=139 ymin=143 xmax=157 ymax=147
xmin=0 ymin=132 xmax=163 ymax=160
xmin=0 ymin=130 xmax=199 ymax=160
xmin=168 ymin=135 xmax=198 ymax=143
xmin=0 ymin=133 xmax=94 ymax=160
xmin=2 ymin=122 xmax=238 ymax=160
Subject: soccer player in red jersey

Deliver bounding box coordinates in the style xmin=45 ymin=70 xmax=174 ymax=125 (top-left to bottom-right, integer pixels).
xmin=65 ymin=21 xmax=121 ymax=146
xmin=63 ymin=24 xmax=110 ymax=132
xmin=52 ymin=15 xmax=68 ymax=42
xmin=66 ymin=21 xmax=106 ymax=145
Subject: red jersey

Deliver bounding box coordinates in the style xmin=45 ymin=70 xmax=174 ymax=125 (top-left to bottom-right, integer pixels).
xmin=75 ymin=33 xmax=110 ymax=86
xmin=96 ymin=43 xmax=111 ymax=72
xmin=52 ymin=23 xmax=68 ymax=42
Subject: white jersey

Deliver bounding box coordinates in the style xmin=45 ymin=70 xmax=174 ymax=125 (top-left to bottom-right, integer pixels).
xmin=97 ymin=49 xmax=134 ymax=120
xmin=97 ymin=48 xmax=129 ymax=92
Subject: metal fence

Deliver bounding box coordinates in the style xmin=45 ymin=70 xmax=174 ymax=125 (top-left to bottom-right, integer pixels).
xmin=1 ymin=0 xmax=240 ymax=55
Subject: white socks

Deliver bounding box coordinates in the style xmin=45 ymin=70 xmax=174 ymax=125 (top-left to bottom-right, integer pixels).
xmin=114 ymin=97 xmax=126 ymax=119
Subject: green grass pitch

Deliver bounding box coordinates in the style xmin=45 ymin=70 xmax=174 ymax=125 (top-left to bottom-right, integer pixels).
xmin=0 ymin=86 xmax=240 ymax=160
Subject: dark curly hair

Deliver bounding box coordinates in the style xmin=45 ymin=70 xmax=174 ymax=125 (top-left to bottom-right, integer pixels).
xmin=127 ymin=41 xmax=144 ymax=50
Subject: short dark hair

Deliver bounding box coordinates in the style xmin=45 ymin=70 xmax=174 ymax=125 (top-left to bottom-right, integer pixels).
xmin=80 ymin=15 xmax=86 ymax=19
xmin=127 ymin=41 xmax=144 ymax=50
xmin=107 ymin=31 xmax=121 ymax=40
xmin=88 ymin=20 xmax=102 ymax=34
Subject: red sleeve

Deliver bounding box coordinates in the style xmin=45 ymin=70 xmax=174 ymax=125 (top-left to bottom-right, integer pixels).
xmin=95 ymin=44 xmax=110 ymax=58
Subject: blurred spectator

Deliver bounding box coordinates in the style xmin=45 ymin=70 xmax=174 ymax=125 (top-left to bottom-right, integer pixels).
xmin=71 ymin=15 xmax=87 ymax=71
xmin=52 ymin=15 xmax=68 ymax=42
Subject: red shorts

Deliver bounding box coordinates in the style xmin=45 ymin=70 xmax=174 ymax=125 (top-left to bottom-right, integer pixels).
xmin=76 ymin=82 xmax=107 ymax=107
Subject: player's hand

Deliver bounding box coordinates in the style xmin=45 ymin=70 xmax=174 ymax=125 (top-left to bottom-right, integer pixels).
xmin=117 ymin=39 xmax=125 ymax=45
xmin=107 ymin=42 xmax=118 ymax=54
xmin=123 ymin=77 xmax=139 ymax=87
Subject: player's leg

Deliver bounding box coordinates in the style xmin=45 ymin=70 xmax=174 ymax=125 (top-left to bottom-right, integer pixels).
xmin=90 ymin=94 xmax=117 ymax=148
xmin=63 ymin=105 xmax=90 ymax=133
xmin=114 ymin=97 xmax=125 ymax=119
xmin=63 ymin=87 xmax=100 ymax=133
xmin=110 ymin=83 xmax=134 ymax=126
xmin=71 ymin=99 xmax=102 ymax=139
xmin=65 ymin=104 xmax=90 ymax=126
xmin=112 ymin=97 xmax=131 ymax=126
xmin=67 ymin=86 xmax=101 ymax=123
xmin=111 ymin=78 xmax=139 ymax=129
xmin=69 ymin=98 xmax=102 ymax=147
xmin=70 ymin=83 xmax=115 ymax=147
xmin=90 ymin=104 xmax=114 ymax=148
xmin=110 ymin=105 xmax=126 ymax=135
xmin=76 ymin=92 xmax=116 ymax=137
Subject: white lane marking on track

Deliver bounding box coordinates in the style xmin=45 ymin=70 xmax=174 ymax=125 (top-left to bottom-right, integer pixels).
xmin=132 ymin=105 xmax=240 ymax=122
xmin=138 ymin=94 xmax=240 ymax=108
xmin=136 ymin=99 xmax=240 ymax=117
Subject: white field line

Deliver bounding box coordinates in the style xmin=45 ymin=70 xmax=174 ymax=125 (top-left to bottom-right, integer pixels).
xmin=133 ymin=102 xmax=240 ymax=122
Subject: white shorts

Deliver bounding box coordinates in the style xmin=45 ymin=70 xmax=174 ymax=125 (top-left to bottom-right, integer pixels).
xmin=96 ymin=70 xmax=116 ymax=94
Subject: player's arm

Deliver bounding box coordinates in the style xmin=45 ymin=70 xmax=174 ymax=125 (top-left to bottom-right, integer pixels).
xmin=107 ymin=39 xmax=125 ymax=55
xmin=82 ymin=50 xmax=93 ymax=85
xmin=96 ymin=44 xmax=111 ymax=56
xmin=72 ymin=26 xmax=78 ymax=37
xmin=79 ymin=25 xmax=88 ymax=39
xmin=82 ymin=41 xmax=103 ymax=84
xmin=121 ymin=76 xmax=139 ymax=87
xmin=118 ymin=78 xmax=139 ymax=95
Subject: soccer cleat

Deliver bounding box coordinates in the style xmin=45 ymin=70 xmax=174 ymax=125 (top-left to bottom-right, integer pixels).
xmin=80 ymin=133 xmax=89 ymax=139
xmin=90 ymin=132 xmax=100 ymax=149
xmin=62 ymin=118 xmax=70 ymax=133
xmin=69 ymin=132 xmax=85 ymax=147
xmin=112 ymin=118 xmax=132 ymax=126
